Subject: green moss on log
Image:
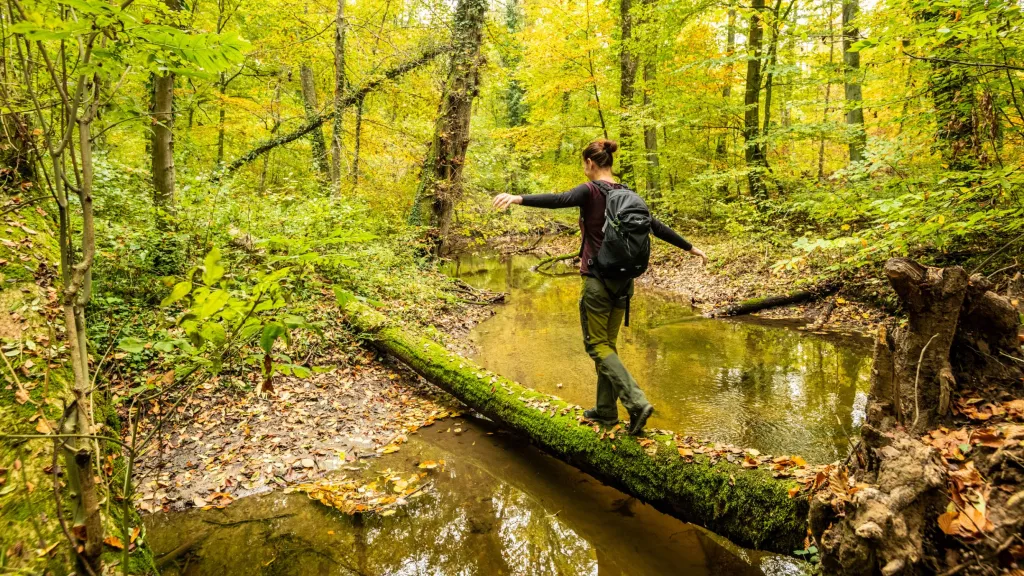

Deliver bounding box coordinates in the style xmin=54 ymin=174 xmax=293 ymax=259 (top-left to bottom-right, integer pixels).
xmin=343 ymin=300 xmax=809 ymax=553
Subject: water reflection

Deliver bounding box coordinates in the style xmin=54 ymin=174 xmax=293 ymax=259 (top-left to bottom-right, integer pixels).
xmin=147 ymin=420 xmax=807 ymax=575
xmin=447 ymin=252 xmax=872 ymax=462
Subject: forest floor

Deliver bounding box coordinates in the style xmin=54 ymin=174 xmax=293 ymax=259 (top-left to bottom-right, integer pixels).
xmin=125 ymin=299 xmax=491 ymax=514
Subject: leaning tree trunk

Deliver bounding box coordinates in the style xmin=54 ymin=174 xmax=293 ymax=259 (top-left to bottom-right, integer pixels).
xmin=842 ymin=0 xmax=866 ymax=163
xmin=299 ymin=64 xmax=331 ymax=179
xmin=410 ymin=0 xmax=487 ymax=246
xmin=341 ymin=299 xmax=808 ymax=553
xmin=743 ymin=0 xmax=767 ymax=199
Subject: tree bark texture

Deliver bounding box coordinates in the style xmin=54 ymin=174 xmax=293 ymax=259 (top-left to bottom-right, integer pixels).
xmin=410 ymin=0 xmax=487 ymax=242
xmin=618 ymin=0 xmax=638 ymax=183
xmin=715 ymin=4 xmax=735 ymax=198
xmin=743 ymin=0 xmax=767 ymax=199
xmin=299 ymin=64 xmax=331 ymax=179
xmin=151 ymin=0 xmax=181 ymax=217
xmin=332 ymin=0 xmax=347 ymax=190
xmin=842 ymin=0 xmax=866 ymax=163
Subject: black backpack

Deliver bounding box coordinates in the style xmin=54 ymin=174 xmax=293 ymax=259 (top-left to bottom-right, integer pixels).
xmin=591 ymin=181 xmax=652 ymax=281
xmin=588 ymin=181 xmax=652 ymax=326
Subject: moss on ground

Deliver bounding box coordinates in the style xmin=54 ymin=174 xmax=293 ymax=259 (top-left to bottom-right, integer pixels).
xmin=344 ymin=300 xmax=809 ymax=554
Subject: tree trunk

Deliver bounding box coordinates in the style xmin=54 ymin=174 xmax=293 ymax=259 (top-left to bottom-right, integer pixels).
xmin=641 ymin=57 xmax=659 ymax=198
xmin=918 ymin=4 xmax=983 ymax=170
xmin=216 ymin=73 xmax=227 ymax=166
xmin=352 ymin=94 xmax=364 ymax=186
xmin=743 ymin=0 xmax=767 ymax=199
xmin=341 ymin=299 xmax=809 ymax=553
xmin=618 ymin=0 xmax=638 ymax=183
xmin=299 ymin=64 xmax=330 ymax=179
xmin=715 ymin=4 xmax=735 ymax=198
xmin=151 ymin=0 xmax=180 ymax=218
xmin=842 ymin=0 xmax=865 ymax=162
xmin=817 ymin=0 xmax=835 ymax=180
xmin=331 ymin=0 xmax=347 ymax=191
xmin=410 ymin=0 xmax=487 ymax=246
xmin=866 ymin=258 xmax=968 ymax=434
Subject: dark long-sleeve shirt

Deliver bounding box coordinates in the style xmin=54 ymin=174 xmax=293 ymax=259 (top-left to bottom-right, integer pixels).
xmin=521 ymin=181 xmax=692 ymax=275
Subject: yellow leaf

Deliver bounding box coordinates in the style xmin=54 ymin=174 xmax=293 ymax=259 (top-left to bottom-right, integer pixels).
xmin=381 ymin=445 xmax=400 ymax=454
xmin=677 ymin=447 xmax=693 ymax=458
xmin=937 ymin=510 xmax=959 ymax=535
xmin=792 ymin=455 xmax=807 ymax=467
xmin=103 ymin=536 xmax=124 ymax=550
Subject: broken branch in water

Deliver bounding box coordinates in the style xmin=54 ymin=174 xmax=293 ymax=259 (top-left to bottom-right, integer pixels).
xmin=450 ymin=278 xmax=506 ymax=304
xmin=531 ymin=252 xmax=577 ymax=273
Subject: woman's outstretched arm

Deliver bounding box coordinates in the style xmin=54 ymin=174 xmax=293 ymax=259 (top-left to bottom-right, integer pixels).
xmin=493 ymin=183 xmax=590 ymax=210
xmin=652 ymin=218 xmax=707 ymax=265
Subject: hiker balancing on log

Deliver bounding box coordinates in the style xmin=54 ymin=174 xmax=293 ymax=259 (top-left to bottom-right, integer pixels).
xmin=492 ymin=139 xmax=707 ymax=435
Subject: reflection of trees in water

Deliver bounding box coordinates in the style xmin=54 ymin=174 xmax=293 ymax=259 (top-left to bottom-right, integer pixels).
xmin=352 ymin=465 xmax=597 ymax=575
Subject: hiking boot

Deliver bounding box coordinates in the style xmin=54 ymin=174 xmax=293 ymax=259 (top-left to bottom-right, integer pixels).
xmin=583 ymin=408 xmax=618 ymax=426
xmin=628 ymin=404 xmax=654 ymax=436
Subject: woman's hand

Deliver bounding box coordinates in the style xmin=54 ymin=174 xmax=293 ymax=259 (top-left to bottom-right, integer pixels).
xmin=492 ymin=193 xmax=523 ymax=210
xmin=689 ymin=247 xmax=707 ymax=266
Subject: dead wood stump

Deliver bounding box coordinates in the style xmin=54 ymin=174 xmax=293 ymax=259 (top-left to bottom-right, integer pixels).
xmin=867 ymin=258 xmax=968 ymax=434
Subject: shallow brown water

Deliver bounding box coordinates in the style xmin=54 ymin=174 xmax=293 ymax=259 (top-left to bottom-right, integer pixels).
xmin=146 ymin=417 xmax=807 ymax=575
xmin=449 ymin=252 xmax=872 ymax=462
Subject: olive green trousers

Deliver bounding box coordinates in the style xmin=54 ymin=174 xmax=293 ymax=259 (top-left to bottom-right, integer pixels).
xmin=578 ymin=276 xmax=650 ymax=419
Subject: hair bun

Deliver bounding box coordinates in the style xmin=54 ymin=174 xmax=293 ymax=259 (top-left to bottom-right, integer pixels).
xmin=602 ymin=139 xmax=619 ymax=153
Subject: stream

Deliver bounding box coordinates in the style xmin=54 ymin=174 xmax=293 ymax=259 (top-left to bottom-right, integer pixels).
xmin=143 ymin=250 xmax=867 ymax=574
xmin=449 ymin=252 xmax=873 ymax=463
xmin=146 ymin=417 xmax=807 ymax=575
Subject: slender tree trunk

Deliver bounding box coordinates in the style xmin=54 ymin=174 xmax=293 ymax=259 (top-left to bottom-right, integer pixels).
xmin=216 ymin=73 xmax=227 ymax=166
xmin=817 ymin=0 xmax=835 ymax=180
xmin=618 ymin=0 xmax=638 ymax=182
xmin=715 ymin=4 xmax=736 ymax=198
xmin=842 ymin=0 xmax=866 ymax=162
xmin=640 ymin=0 xmax=659 ymax=198
xmin=410 ymin=0 xmax=487 ymax=248
xmin=642 ymin=61 xmax=659 ymax=198
xmin=151 ymin=0 xmax=180 ymax=218
xmin=352 ymin=94 xmax=363 ymax=186
xmin=743 ymin=0 xmax=767 ymax=199
xmin=299 ymin=64 xmax=330 ymax=179
xmin=331 ymin=0 xmax=347 ymax=191
xmin=555 ymin=90 xmax=570 ymax=162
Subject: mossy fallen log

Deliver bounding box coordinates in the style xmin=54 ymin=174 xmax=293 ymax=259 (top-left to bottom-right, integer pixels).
xmin=705 ymin=282 xmax=838 ymax=318
xmin=342 ymin=300 xmax=809 ymax=553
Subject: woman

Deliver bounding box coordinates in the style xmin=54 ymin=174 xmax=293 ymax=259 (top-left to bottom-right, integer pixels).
xmin=493 ymin=139 xmax=706 ymax=435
